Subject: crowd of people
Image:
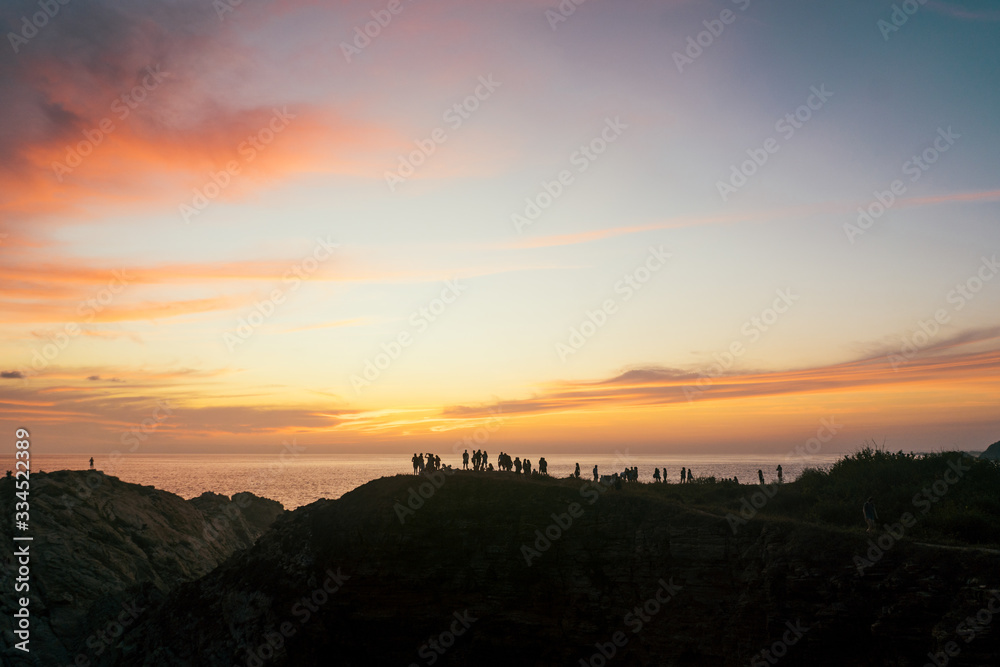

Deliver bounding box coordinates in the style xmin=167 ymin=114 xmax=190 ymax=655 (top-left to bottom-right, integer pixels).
xmin=409 ymin=453 xmax=786 ymax=487
xmin=410 ymin=452 xmax=444 ymax=473
xmin=458 ymin=449 xmax=550 ymax=476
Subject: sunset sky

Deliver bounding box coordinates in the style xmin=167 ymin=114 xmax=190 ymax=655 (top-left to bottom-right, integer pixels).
xmin=1 ymin=0 xmax=998 ymax=456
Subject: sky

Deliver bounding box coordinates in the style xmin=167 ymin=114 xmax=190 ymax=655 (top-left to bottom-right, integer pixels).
xmin=1 ymin=0 xmax=998 ymax=457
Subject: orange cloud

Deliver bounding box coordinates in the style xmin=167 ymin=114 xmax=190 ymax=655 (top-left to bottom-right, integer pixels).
xmin=437 ymin=328 xmax=1000 ymax=419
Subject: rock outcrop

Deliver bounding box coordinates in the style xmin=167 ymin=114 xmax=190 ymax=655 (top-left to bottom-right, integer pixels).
xmin=0 ymin=470 xmax=283 ymax=667
xmin=102 ymin=472 xmax=1000 ymax=666
xmin=980 ymin=440 xmax=1000 ymax=460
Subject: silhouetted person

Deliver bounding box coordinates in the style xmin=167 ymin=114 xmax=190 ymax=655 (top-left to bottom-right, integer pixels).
xmin=662 ymin=467 xmax=667 ymax=483
xmin=539 ymin=457 xmax=547 ymax=474
xmin=514 ymin=457 xmax=522 ymax=474
xmin=593 ymin=464 xmax=598 ymax=481
xmin=524 ymin=459 xmax=531 ymax=475
xmin=412 ymin=453 xmax=419 ymax=474
xmin=89 ymin=457 xmax=94 ymax=469
xmin=734 ymin=476 xmax=739 ymax=484
xmin=757 ymin=469 xmax=764 ymax=485
xmin=483 ymin=450 xmax=489 ymax=470
xmin=653 ymin=468 xmax=661 ymax=483
xmin=574 ymin=463 xmax=581 ymax=479
xmin=863 ymin=497 xmax=878 ymax=533
xmin=463 ymin=450 xmax=469 ymax=470
xmin=681 ymin=467 xmax=686 ymax=483
xmin=776 ymin=464 xmax=783 ymax=484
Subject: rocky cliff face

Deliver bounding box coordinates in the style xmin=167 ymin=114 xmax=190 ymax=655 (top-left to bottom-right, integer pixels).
xmin=100 ymin=472 xmax=1000 ymax=666
xmin=0 ymin=470 xmax=283 ymax=667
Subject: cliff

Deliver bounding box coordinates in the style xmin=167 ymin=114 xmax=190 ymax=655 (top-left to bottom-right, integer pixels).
xmin=0 ymin=470 xmax=283 ymax=667
xmin=101 ymin=471 xmax=1000 ymax=666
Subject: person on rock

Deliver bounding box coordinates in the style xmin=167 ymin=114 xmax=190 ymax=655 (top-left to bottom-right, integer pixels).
xmin=514 ymin=457 xmax=522 ymax=474
xmin=412 ymin=453 xmax=419 ymax=474
xmin=653 ymin=468 xmax=661 ymax=483
xmin=574 ymin=462 xmax=581 ymax=479
xmin=757 ymin=469 xmax=765 ymax=485
xmin=776 ymin=464 xmax=783 ymax=484
xmin=593 ymin=464 xmax=598 ymax=481
xmin=524 ymin=459 xmax=531 ymax=475
xmin=681 ymin=467 xmax=686 ymax=483
xmin=463 ymin=450 xmax=469 ymax=470
xmin=89 ymin=457 xmax=94 ymax=469
xmin=539 ymin=457 xmax=547 ymax=475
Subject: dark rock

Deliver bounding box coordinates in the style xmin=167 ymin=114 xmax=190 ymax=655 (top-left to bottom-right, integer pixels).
xmin=979 ymin=440 xmax=1000 ymax=460
xmin=0 ymin=470 xmax=283 ymax=666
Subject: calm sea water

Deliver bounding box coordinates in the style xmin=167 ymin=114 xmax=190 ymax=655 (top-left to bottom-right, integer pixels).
xmin=24 ymin=453 xmax=843 ymax=510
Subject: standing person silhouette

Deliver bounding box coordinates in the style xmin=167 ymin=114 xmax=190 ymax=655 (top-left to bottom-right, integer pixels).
xmin=653 ymin=468 xmax=661 ymax=483
xmin=863 ymin=497 xmax=878 ymax=533
xmin=574 ymin=462 xmax=581 ymax=479
xmin=757 ymin=469 xmax=765 ymax=485
xmin=681 ymin=467 xmax=686 ymax=483
xmin=89 ymin=457 xmax=94 ymax=469
xmin=593 ymin=464 xmax=598 ymax=481
xmin=776 ymin=464 xmax=783 ymax=484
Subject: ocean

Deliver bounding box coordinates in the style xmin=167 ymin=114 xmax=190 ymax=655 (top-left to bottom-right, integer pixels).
xmin=25 ymin=452 xmax=844 ymax=510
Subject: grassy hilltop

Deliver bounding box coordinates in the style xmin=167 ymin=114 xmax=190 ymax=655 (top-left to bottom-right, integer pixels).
xmin=646 ymin=447 xmax=1000 ymax=547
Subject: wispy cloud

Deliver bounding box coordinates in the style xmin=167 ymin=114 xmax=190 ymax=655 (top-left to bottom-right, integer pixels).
xmin=435 ymin=328 xmax=1000 ymax=419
